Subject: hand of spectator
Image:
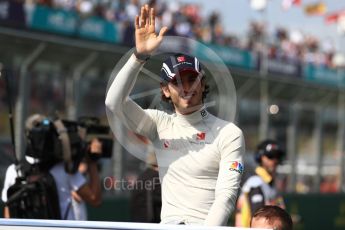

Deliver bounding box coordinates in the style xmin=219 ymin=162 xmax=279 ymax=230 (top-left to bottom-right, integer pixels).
xmin=71 ymin=191 xmax=83 ymax=203
xmin=135 ymin=4 xmax=168 ymax=55
xmin=88 ymin=138 xmax=102 ymax=161
xmin=90 ymin=138 xmax=102 ymax=154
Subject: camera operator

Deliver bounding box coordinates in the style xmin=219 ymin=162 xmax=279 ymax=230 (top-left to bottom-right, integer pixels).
xmin=71 ymin=139 xmax=103 ymax=220
xmin=1 ymin=114 xmax=102 ymax=220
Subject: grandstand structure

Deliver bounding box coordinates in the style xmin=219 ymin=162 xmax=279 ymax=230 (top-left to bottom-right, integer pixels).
xmin=0 ymin=1 xmax=345 ymax=229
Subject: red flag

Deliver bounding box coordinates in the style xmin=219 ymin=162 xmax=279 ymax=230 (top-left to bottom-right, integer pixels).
xmin=282 ymin=0 xmax=301 ymax=10
xmin=294 ymin=0 xmax=301 ymax=5
xmin=325 ymin=10 xmax=345 ymax=24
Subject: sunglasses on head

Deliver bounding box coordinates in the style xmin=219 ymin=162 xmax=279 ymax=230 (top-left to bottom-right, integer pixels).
xmin=264 ymin=151 xmax=283 ymax=162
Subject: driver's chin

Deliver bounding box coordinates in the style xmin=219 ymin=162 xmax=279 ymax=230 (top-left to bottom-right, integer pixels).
xmin=178 ymin=103 xmax=202 ymax=115
xmin=174 ymin=94 xmax=203 ymax=114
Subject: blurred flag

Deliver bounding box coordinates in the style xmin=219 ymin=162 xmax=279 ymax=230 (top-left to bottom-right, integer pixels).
xmin=250 ymin=0 xmax=267 ymax=11
xmin=337 ymin=16 xmax=345 ymax=35
xmin=304 ymin=2 xmax=327 ymax=16
xmin=325 ymin=10 xmax=345 ymax=24
xmin=282 ymin=0 xmax=301 ymax=10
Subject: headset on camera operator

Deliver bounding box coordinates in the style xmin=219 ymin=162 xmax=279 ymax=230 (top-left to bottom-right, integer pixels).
xmin=1 ymin=114 xmax=102 ymax=220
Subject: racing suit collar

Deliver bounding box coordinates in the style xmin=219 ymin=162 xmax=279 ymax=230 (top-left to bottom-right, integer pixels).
xmin=175 ymin=107 xmax=209 ymax=125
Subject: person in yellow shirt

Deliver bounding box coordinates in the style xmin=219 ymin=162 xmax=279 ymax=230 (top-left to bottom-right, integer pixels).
xmin=235 ymin=140 xmax=286 ymax=227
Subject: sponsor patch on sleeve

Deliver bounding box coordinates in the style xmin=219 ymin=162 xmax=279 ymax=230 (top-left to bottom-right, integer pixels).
xmin=229 ymin=161 xmax=244 ymax=174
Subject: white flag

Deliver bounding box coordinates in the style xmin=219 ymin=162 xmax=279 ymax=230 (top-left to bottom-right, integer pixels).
xmin=250 ymin=0 xmax=267 ymax=11
xmin=337 ymin=15 xmax=345 ymax=35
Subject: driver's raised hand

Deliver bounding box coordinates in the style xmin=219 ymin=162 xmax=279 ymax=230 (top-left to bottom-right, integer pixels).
xmin=135 ymin=4 xmax=168 ymax=56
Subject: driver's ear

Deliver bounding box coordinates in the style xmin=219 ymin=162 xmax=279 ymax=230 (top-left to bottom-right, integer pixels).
xmin=160 ymin=83 xmax=171 ymax=98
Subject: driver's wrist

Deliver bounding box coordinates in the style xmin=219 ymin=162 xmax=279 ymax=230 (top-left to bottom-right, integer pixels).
xmin=134 ymin=49 xmax=151 ymax=62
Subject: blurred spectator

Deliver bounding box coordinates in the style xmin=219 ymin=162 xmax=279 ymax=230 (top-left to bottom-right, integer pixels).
xmin=320 ymin=175 xmax=338 ymax=193
xmin=250 ymin=205 xmax=293 ymax=230
xmin=209 ymin=11 xmax=220 ymax=43
xmin=235 ymin=140 xmax=286 ymax=228
xmin=130 ymin=151 xmax=161 ymax=223
xmin=20 ymin=0 xmax=344 ymax=69
xmin=71 ymin=160 xmax=88 ymax=220
xmin=126 ymin=0 xmax=139 ymax=20
xmin=247 ymin=21 xmax=267 ymax=51
xmin=122 ymin=20 xmax=135 ymax=47
xmin=37 ymin=0 xmax=53 ymax=7
xmin=295 ymin=176 xmax=311 ymax=193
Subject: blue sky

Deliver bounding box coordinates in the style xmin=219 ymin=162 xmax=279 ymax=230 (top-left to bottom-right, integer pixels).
xmin=181 ymin=0 xmax=345 ymax=52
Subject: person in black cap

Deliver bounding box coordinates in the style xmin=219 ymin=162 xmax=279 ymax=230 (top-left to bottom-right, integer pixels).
xmin=235 ymin=140 xmax=286 ymax=228
xmin=105 ymin=4 xmax=244 ymax=226
xmin=159 ymin=53 xmax=208 ymax=115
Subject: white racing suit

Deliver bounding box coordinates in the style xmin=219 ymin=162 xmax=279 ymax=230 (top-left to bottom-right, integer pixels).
xmin=105 ymin=55 xmax=245 ymax=225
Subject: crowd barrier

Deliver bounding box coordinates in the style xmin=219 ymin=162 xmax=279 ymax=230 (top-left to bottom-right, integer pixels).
xmin=0 ymin=219 xmax=269 ymax=230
